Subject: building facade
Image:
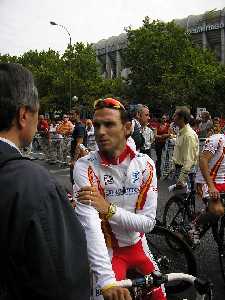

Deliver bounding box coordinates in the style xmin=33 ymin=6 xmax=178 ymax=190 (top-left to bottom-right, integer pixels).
xmin=95 ymin=7 xmax=225 ymax=78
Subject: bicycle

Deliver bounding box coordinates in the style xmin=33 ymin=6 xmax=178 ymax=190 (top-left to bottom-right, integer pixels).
xmin=163 ymin=190 xmax=225 ymax=283
xmin=91 ymin=224 xmax=197 ymax=299
xmin=95 ymin=271 xmax=213 ymax=299
xmin=146 ymin=224 xmax=197 ymax=294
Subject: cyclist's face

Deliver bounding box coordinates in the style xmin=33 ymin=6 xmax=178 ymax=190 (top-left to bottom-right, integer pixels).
xmin=93 ymin=108 xmax=131 ymax=154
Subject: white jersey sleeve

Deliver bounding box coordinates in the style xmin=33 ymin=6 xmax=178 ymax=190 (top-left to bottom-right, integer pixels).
xmin=73 ymin=157 xmax=116 ymax=289
xmin=202 ymin=135 xmax=219 ymax=154
xmin=110 ymin=157 xmax=157 ymax=232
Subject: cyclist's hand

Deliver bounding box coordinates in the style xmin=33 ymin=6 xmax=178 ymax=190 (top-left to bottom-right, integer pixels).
xmin=77 ymin=186 xmax=110 ymax=214
xmin=209 ymin=187 xmax=220 ymax=200
xmin=208 ymin=185 xmax=220 ymax=200
xmin=102 ymin=287 xmax=131 ymax=300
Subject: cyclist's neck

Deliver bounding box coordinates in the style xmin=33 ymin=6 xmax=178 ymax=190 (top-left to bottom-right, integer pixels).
xmin=99 ymin=144 xmax=134 ymax=165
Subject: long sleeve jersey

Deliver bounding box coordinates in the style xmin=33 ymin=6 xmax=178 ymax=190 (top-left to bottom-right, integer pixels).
xmin=73 ymin=146 xmax=158 ymax=289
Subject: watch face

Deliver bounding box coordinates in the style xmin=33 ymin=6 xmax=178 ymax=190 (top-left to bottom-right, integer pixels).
xmin=111 ymin=204 xmax=117 ymax=214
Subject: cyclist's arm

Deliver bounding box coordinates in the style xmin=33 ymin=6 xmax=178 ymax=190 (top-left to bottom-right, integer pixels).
xmin=199 ymin=151 xmax=214 ymax=189
xmin=73 ymin=158 xmax=117 ymax=289
xmin=110 ymin=158 xmax=157 ymax=233
xmin=199 ymin=135 xmax=222 ymax=200
xmin=199 ymin=150 xmax=220 ymax=199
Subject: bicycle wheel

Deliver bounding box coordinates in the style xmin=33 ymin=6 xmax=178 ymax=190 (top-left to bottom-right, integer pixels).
xmin=146 ymin=225 xmax=197 ymax=295
xmin=163 ymin=195 xmax=190 ymax=250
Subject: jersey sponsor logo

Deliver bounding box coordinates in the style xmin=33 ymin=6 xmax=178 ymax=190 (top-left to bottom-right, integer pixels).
xmin=105 ymin=187 xmax=139 ymax=197
xmin=137 ymin=153 xmax=144 ymax=158
xmin=104 ymin=174 xmax=114 ymax=185
xmin=87 ymin=156 xmax=96 ymax=162
xmin=131 ymin=171 xmax=140 ymax=183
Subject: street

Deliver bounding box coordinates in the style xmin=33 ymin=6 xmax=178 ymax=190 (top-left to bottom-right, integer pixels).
xmin=35 ymin=158 xmax=225 ymax=300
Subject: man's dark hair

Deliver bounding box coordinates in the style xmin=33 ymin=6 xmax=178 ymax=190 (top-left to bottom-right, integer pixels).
xmin=175 ymin=107 xmax=191 ymax=124
xmin=72 ymin=109 xmax=81 ymax=116
xmin=94 ymin=101 xmax=130 ymax=124
xmin=0 ymin=63 xmax=39 ymax=131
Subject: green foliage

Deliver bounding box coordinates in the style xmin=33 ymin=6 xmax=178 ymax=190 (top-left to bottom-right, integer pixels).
xmin=1 ymin=19 xmax=225 ymax=116
xmin=0 ymin=43 xmax=115 ymax=114
xmin=125 ymin=17 xmax=225 ymax=115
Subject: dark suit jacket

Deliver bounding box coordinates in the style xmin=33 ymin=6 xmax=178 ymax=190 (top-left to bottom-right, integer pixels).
xmin=0 ymin=141 xmax=90 ymax=300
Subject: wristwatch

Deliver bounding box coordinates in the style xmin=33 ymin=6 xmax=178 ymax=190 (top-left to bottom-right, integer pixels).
xmin=106 ymin=203 xmax=117 ymax=220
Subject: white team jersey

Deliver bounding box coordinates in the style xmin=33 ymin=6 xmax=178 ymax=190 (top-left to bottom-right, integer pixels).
xmin=73 ymin=146 xmax=157 ymax=289
xmin=126 ymin=136 xmax=136 ymax=152
xmin=196 ymin=134 xmax=225 ymax=184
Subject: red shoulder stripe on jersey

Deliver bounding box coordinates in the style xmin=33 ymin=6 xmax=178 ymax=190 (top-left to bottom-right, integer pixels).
xmin=210 ymin=149 xmax=225 ymax=182
xmin=101 ymin=219 xmax=119 ymax=248
xmin=88 ymin=165 xmax=94 ymax=185
xmin=88 ymin=165 xmax=118 ymax=247
xmin=135 ymin=162 xmax=154 ymax=212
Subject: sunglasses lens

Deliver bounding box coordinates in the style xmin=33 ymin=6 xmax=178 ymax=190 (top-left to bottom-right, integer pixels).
xmin=94 ymin=98 xmax=125 ymax=110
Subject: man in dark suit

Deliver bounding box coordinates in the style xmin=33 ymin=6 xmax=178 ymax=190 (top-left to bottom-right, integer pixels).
xmin=0 ymin=63 xmax=90 ymax=300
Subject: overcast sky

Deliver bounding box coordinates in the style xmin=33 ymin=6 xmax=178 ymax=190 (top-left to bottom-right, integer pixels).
xmin=0 ymin=0 xmax=224 ymax=56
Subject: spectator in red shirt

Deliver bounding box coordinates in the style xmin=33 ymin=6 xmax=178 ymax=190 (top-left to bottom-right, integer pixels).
xmin=37 ymin=115 xmax=50 ymax=156
xmin=37 ymin=114 xmax=49 ymax=137
xmin=155 ymin=115 xmax=170 ymax=178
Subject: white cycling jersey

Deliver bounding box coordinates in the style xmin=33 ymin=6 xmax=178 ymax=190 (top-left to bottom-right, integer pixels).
xmin=196 ymin=134 xmax=225 ymax=185
xmin=73 ymin=145 xmax=157 ymax=289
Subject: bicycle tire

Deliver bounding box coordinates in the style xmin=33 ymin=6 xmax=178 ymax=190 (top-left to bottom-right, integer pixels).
xmin=163 ymin=195 xmax=190 ymax=251
xmin=146 ymin=225 xmax=197 ymax=295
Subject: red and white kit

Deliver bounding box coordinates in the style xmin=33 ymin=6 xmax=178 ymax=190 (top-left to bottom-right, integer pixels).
xmin=73 ymin=145 xmax=166 ymax=299
xmin=196 ymin=134 xmax=225 ymax=195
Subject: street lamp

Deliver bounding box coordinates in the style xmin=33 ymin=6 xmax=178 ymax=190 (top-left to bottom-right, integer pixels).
xmin=50 ymin=21 xmax=72 ymax=112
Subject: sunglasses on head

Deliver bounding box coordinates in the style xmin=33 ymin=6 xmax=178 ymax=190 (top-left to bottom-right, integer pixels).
xmin=94 ymin=98 xmax=125 ymax=111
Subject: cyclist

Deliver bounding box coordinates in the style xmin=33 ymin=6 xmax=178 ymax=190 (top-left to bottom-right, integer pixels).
xmin=196 ymin=132 xmax=225 ymax=215
xmin=73 ymin=98 xmax=166 ymax=300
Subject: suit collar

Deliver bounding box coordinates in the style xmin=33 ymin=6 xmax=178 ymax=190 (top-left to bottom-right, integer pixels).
xmin=0 ymin=139 xmax=22 ymax=155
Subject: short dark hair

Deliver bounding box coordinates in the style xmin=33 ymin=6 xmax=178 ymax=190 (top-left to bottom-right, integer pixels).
xmin=0 ymin=63 xmax=39 ymax=131
xmin=175 ymin=107 xmax=190 ymax=124
xmin=94 ymin=101 xmax=129 ymax=124
xmin=72 ymin=109 xmax=81 ymax=116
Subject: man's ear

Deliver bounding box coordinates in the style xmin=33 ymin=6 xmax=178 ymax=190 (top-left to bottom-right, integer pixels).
xmin=17 ymin=106 xmax=29 ymax=129
xmin=125 ymin=121 xmax=132 ymax=137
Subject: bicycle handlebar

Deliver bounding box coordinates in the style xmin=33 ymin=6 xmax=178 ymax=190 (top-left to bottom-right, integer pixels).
xmin=116 ymin=271 xmax=213 ymax=299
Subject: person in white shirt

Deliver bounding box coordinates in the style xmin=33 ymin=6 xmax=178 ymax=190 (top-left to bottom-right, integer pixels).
xmin=138 ymin=105 xmax=154 ymax=157
xmin=86 ymin=119 xmax=97 ymax=151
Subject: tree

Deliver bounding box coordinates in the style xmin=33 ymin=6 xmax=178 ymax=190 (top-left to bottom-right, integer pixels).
xmin=124 ymin=17 xmax=225 ymax=115
xmin=62 ymin=42 xmax=104 ymax=109
xmin=1 ymin=43 xmax=107 ymax=114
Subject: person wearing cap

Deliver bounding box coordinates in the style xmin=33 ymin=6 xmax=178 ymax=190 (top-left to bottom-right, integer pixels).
xmin=73 ymin=98 xmax=166 ymax=300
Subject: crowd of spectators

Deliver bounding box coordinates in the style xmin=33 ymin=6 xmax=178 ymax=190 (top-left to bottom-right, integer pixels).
xmin=35 ymin=107 xmax=225 ymax=181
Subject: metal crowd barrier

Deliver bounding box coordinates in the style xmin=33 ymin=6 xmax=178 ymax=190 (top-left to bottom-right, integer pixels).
xmin=26 ymin=133 xmax=207 ymax=171
xmin=29 ymin=133 xmax=72 ymax=166
xmin=160 ymin=137 xmax=206 ymax=179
